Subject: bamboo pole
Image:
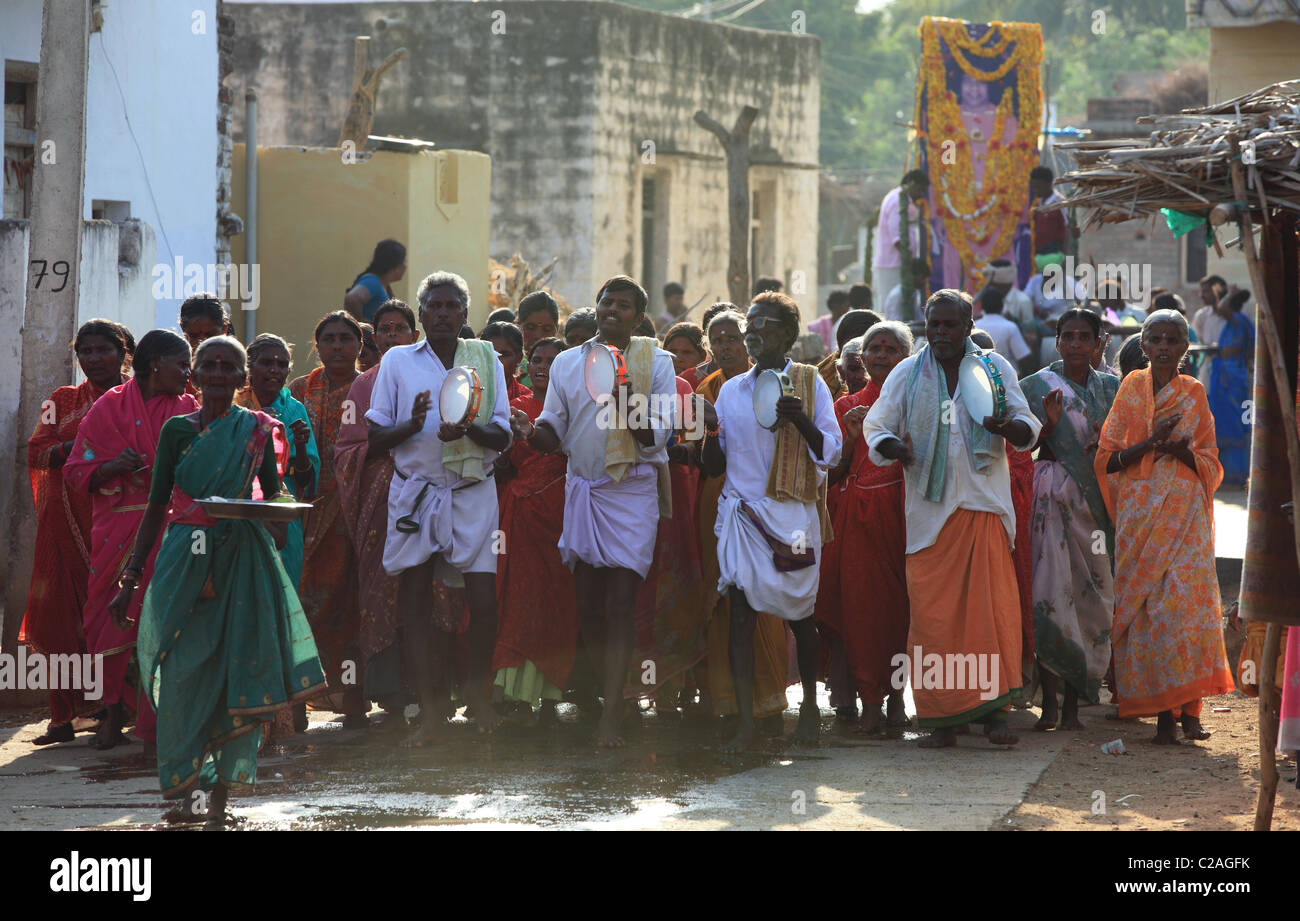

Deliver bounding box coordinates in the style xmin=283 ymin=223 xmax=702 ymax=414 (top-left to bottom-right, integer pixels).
xmin=1229 ymin=139 xmax=1300 ymax=831
xmin=1257 ymin=622 xmax=1283 ymax=831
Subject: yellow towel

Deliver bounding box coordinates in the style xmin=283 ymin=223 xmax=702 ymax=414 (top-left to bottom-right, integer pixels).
xmin=440 ymin=338 xmax=497 ymax=482
xmin=603 ymin=337 xmax=672 ymax=519
xmin=763 ymin=362 xmax=831 ymax=542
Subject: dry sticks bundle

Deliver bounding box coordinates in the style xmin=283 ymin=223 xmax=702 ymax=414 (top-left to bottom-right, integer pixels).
xmin=1047 ymin=80 xmax=1300 ymax=227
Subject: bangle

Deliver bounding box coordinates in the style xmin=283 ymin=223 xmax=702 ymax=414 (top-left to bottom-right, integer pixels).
xmin=705 ymin=423 xmax=719 ymax=437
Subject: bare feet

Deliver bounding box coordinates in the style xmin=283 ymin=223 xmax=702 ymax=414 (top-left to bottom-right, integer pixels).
xmin=918 ymin=727 xmax=957 ymax=748
xmin=1152 ymin=711 xmax=1180 ymax=745
xmin=1181 ymin=715 xmax=1211 ymax=741
xmin=885 ymin=692 xmax=911 ymax=728
xmin=90 ymin=704 xmax=130 ymax=750
xmin=399 ymin=717 xmax=444 ymax=749
xmin=341 ymin=712 xmax=370 ymax=730
xmin=32 ymin=723 xmax=75 ymax=745
xmin=1059 ymin=716 xmax=1085 ymax=730
xmin=465 ymin=691 xmax=501 ymax=734
xmin=789 ymin=703 xmax=819 ymax=747
xmin=594 ymin=713 xmax=625 ymax=748
xmin=721 ymin=720 xmax=757 ymax=752
xmin=987 ymin=721 xmax=1019 ymax=745
xmin=163 ymin=804 xmax=205 ymax=825
xmin=1033 ymin=705 xmax=1059 ymax=732
xmin=855 ymin=708 xmax=885 ymax=735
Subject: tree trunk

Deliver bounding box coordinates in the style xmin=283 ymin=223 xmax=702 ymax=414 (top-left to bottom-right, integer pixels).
xmin=695 ymin=106 xmax=759 ymax=307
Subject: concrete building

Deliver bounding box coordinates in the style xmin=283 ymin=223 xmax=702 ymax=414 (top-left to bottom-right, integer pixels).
xmin=225 ymin=0 xmax=821 ymax=321
xmin=1 ymin=1 xmax=224 ymax=663
xmin=2 ymin=0 xmax=222 ymax=328
xmin=1072 ymin=96 xmax=1203 ymax=306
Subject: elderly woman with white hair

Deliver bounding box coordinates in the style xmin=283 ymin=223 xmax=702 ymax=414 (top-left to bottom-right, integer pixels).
xmin=111 ymin=334 xmax=325 ymax=825
xmin=813 ymin=320 xmax=916 ymax=733
xmin=1094 ymin=308 xmax=1233 ymax=745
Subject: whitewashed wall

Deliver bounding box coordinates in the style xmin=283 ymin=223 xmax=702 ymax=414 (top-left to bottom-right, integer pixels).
xmin=1 ymin=0 xmax=218 ymax=330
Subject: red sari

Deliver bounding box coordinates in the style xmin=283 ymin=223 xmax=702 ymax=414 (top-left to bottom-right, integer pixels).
xmin=632 ymin=377 xmax=707 ymax=702
xmin=290 ymin=367 xmax=360 ymax=704
xmin=19 ymin=379 xmax=114 ymax=725
xmin=335 ymin=365 xmax=402 ymax=702
xmin=63 ymin=378 xmax=198 ymax=740
xmin=1009 ymin=445 xmax=1035 ymax=669
xmin=491 ymin=392 xmax=578 ymax=693
xmin=813 ymin=379 xmax=909 ymax=707
xmin=496 ymin=377 xmax=533 ymax=498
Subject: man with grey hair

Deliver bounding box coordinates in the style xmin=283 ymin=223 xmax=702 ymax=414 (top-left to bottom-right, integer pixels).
xmin=366 ymin=270 xmax=512 ymax=745
xmin=864 ymin=289 xmax=1040 ymax=748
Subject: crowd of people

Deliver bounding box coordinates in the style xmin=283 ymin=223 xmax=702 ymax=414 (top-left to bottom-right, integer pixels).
xmin=16 ymin=229 xmax=1247 ymax=826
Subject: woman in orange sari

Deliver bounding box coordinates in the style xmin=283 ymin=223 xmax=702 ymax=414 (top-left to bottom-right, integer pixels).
xmin=335 ymin=301 xmax=418 ymax=721
xmin=290 ymin=310 xmax=365 ymax=727
xmin=695 ymin=309 xmax=788 ymax=729
xmin=20 ymin=320 xmax=131 ymax=745
xmin=1095 ymin=309 xmax=1234 ymax=745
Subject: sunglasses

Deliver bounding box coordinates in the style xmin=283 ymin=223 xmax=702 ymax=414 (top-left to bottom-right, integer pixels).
xmin=744 ymin=315 xmax=784 ymax=331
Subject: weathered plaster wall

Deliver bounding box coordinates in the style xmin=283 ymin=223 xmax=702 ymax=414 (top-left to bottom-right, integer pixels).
xmin=227 ymin=1 xmax=819 ymax=317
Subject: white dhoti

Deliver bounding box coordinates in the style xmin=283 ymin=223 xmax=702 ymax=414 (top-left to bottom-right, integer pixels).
xmin=382 ymin=470 xmax=499 ymax=579
xmin=558 ymin=465 xmax=658 ymax=577
xmin=715 ymin=493 xmax=822 ymax=622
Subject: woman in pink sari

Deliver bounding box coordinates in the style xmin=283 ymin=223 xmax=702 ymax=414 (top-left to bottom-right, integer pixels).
xmin=63 ymin=330 xmax=198 ymax=749
xmin=335 ymin=300 xmax=418 ymax=724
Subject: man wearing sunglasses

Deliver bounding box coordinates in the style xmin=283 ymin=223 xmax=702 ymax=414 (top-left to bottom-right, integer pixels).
xmin=702 ymin=292 xmax=842 ymax=751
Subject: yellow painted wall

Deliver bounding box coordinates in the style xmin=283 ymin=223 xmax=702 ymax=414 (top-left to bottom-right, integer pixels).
xmin=229 ymin=146 xmax=491 ymax=362
xmin=1209 ymin=24 xmax=1300 ymax=103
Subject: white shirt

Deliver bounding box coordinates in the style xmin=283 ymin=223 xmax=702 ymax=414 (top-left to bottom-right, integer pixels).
xmin=975 ymin=313 xmax=1031 ymax=364
xmin=863 ymin=350 xmax=1040 ymax=554
xmin=714 ymin=359 xmax=843 ymax=500
xmin=884 ymin=284 xmax=923 ymax=323
xmin=365 ymin=339 xmax=511 ymax=484
xmin=1192 ymin=305 xmax=1226 ymax=347
xmin=536 ymin=338 xmax=676 ymax=481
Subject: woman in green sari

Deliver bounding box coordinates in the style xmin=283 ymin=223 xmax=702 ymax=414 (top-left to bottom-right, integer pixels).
xmin=109 ymin=335 xmax=326 ymax=827
xmin=1020 ymin=308 xmax=1120 ymax=731
xmin=234 ymin=333 xmax=320 ymax=587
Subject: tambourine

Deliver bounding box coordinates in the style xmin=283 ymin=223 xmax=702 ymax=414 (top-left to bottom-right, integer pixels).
xmin=752 ymin=368 xmax=794 ymax=431
xmin=958 ymin=350 xmax=1007 ymax=424
xmin=583 ymin=343 xmax=629 ymax=402
xmin=439 ymin=366 xmax=484 ymax=428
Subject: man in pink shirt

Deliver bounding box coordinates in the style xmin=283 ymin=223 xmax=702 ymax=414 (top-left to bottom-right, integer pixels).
xmin=872 ymin=170 xmax=929 ymax=301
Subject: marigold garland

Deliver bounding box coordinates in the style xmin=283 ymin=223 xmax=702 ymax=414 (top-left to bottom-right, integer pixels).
xmin=914 ymin=17 xmax=1043 ymax=291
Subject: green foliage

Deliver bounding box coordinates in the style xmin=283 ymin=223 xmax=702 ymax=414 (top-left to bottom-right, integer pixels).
xmin=618 ymin=0 xmax=1207 ymax=174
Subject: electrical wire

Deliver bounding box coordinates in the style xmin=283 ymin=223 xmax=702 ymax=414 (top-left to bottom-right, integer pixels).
xmin=94 ymin=31 xmax=175 ymax=263
xmin=716 ymin=0 xmax=768 ymax=23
